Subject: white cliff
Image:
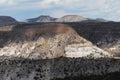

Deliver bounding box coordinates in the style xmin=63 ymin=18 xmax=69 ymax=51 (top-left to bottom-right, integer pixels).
xmin=65 ymin=44 xmax=111 ymax=58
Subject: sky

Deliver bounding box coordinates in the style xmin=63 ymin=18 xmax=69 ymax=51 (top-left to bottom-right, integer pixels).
xmin=0 ymin=0 xmax=120 ymax=21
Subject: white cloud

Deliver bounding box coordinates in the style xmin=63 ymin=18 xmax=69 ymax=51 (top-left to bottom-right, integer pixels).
xmin=0 ymin=0 xmax=24 ymax=6
xmin=0 ymin=0 xmax=15 ymax=6
xmin=0 ymin=0 xmax=120 ymax=21
xmin=38 ymin=0 xmax=61 ymax=8
xmin=51 ymin=10 xmax=68 ymax=18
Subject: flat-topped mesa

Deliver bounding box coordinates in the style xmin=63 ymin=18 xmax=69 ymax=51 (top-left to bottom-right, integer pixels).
xmin=56 ymin=15 xmax=88 ymax=22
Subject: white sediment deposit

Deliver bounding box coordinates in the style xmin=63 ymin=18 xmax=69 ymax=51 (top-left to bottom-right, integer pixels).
xmin=65 ymin=44 xmax=111 ymax=58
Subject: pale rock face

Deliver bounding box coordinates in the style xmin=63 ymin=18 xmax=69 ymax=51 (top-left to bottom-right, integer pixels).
xmin=103 ymin=42 xmax=120 ymax=56
xmin=0 ymin=33 xmax=112 ymax=59
xmin=65 ymin=44 xmax=111 ymax=58
xmin=0 ymin=33 xmax=91 ymax=59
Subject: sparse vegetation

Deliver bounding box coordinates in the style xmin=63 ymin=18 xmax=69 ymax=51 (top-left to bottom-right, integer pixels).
xmin=51 ymin=72 xmax=120 ymax=80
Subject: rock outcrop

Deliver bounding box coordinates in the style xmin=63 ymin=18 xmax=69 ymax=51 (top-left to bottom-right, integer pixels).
xmin=65 ymin=44 xmax=110 ymax=58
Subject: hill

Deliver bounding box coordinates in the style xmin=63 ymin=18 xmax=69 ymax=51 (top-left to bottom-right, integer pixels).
xmin=56 ymin=15 xmax=88 ymax=22
xmin=24 ymin=15 xmax=56 ymax=23
xmin=23 ymin=15 xmax=109 ymax=23
xmin=0 ymin=23 xmax=110 ymax=59
xmin=0 ymin=16 xmax=17 ymax=25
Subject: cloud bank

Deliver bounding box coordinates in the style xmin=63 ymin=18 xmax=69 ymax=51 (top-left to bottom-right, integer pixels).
xmin=0 ymin=0 xmax=120 ymax=21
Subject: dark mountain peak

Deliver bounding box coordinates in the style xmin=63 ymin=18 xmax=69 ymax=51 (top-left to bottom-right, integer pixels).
xmin=38 ymin=15 xmax=52 ymax=18
xmin=24 ymin=15 xmax=56 ymax=23
xmin=0 ymin=16 xmax=17 ymax=25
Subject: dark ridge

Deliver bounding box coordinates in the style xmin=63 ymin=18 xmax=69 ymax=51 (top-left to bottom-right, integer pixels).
xmin=25 ymin=15 xmax=57 ymax=23
xmin=63 ymin=22 xmax=120 ymax=46
xmin=1 ymin=22 xmax=120 ymax=47
xmin=0 ymin=16 xmax=18 ymax=26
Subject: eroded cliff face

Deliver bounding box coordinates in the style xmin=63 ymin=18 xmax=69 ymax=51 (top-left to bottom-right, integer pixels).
xmin=0 ymin=23 xmax=111 ymax=59
xmin=66 ymin=22 xmax=120 ymax=56
xmin=65 ymin=44 xmax=110 ymax=58
xmin=0 ymin=33 xmax=84 ymax=59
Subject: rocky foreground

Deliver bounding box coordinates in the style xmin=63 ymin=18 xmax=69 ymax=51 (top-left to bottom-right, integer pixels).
xmin=0 ymin=57 xmax=120 ymax=80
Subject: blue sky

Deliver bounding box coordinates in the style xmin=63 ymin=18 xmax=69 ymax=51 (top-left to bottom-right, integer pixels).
xmin=0 ymin=0 xmax=120 ymax=21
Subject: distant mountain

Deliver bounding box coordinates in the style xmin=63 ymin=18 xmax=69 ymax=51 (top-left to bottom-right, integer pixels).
xmin=95 ymin=18 xmax=108 ymax=22
xmin=24 ymin=15 xmax=56 ymax=23
xmin=56 ymin=15 xmax=88 ymax=22
xmin=0 ymin=16 xmax=17 ymax=25
xmin=23 ymin=15 xmax=111 ymax=23
xmin=83 ymin=18 xmax=110 ymax=23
